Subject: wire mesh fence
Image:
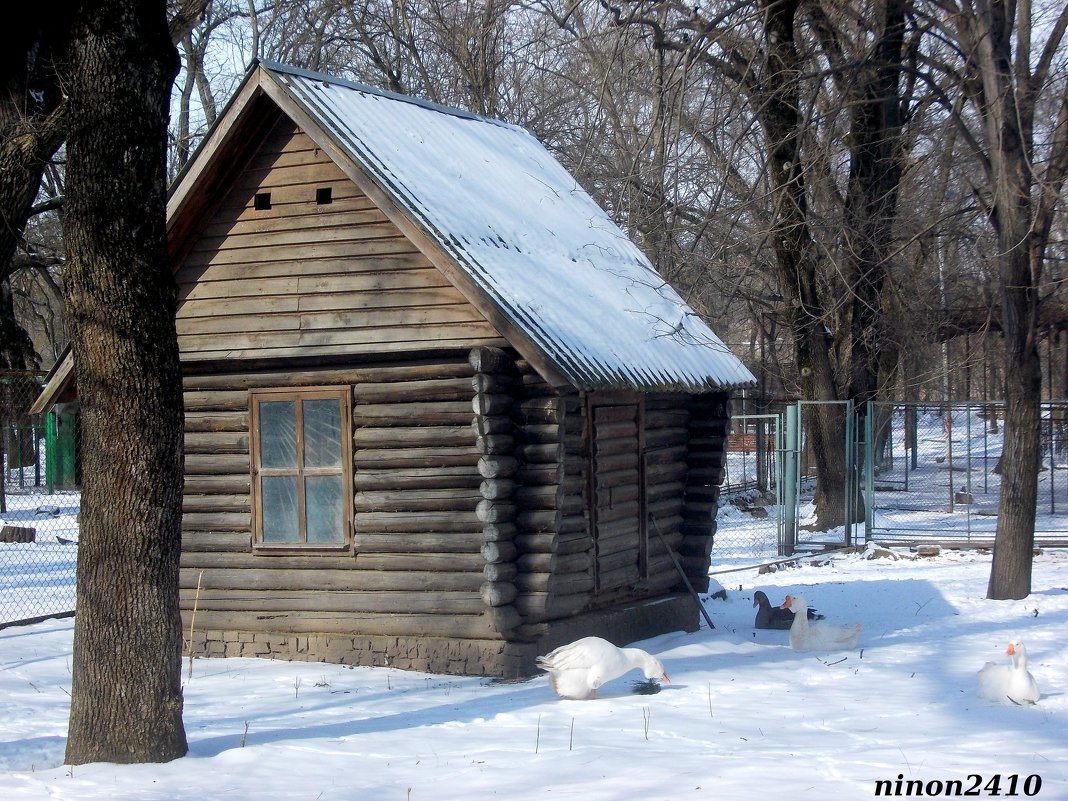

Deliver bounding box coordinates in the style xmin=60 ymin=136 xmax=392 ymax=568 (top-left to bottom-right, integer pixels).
xmin=867 ymin=401 xmax=1068 ymax=545
xmin=4 ymin=387 xmax=1068 ymax=621
xmin=718 ymin=413 xmax=784 ymax=557
xmin=719 ymin=399 xmax=1068 ymax=560
xmin=0 ymin=370 xmax=79 ymax=627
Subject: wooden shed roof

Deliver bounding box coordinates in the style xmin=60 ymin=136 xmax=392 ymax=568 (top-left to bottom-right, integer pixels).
xmin=224 ymin=61 xmax=755 ymax=392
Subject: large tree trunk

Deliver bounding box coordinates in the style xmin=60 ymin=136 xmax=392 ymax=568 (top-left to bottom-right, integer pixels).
xmin=986 ymin=123 xmax=1041 ymax=600
xmin=990 ymin=246 xmax=1041 ymax=599
xmin=754 ymin=0 xmax=852 ymax=531
xmin=962 ymin=0 xmax=1044 ymax=601
xmin=63 ymin=0 xmax=187 ymax=764
xmin=838 ymin=0 xmax=908 ymax=410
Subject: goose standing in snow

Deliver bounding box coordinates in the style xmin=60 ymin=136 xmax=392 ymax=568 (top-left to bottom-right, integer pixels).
xmin=977 ymin=641 xmax=1040 ymax=705
xmin=753 ymin=590 xmax=824 ymax=630
xmin=781 ymin=594 xmax=862 ymax=651
xmin=536 ymin=636 xmax=670 ymax=700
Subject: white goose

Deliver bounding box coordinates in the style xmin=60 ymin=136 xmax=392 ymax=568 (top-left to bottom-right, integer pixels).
xmin=977 ymin=641 xmax=1040 ymax=705
xmin=536 ymin=636 xmax=670 ymax=700
xmin=781 ymin=594 xmax=863 ymax=651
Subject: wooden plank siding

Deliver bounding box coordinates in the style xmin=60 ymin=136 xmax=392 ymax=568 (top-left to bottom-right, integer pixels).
xmin=174 ymin=116 xmax=506 ymax=361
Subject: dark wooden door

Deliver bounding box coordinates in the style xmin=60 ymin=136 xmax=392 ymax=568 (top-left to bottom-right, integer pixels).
xmin=591 ymin=400 xmax=646 ymax=591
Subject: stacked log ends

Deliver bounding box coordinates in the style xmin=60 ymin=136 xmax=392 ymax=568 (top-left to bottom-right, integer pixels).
xmin=681 ymin=392 xmax=730 ymax=593
xmin=469 ymin=347 xmax=522 ymax=635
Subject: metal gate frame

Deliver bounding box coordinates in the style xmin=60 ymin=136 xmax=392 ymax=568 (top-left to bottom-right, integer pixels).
xmin=784 ymin=399 xmax=859 ymax=553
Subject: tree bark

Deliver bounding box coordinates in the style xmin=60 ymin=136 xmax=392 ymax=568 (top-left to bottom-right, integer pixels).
xmin=964 ymin=0 xmax=1042 ymax=600
xmin=63 ymin=0 xmax=187 ymax=764
xmin=753 ymin=0 xmax=852 ymax=530
xmin=836 ymin=0 xmax=908 ymax=410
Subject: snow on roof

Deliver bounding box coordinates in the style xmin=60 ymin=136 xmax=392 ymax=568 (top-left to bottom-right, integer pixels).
xmin=263 ymin=62 xmax=755 ymax=392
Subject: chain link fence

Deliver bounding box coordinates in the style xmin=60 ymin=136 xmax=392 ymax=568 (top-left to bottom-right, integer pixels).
xmin=4 ymin=388 xmax=1067 ymax=617
xmin=718 ymin=399 xmax=1068 ymax=560
xmin=867 ymin=401 xmax=1068 ymax=546
xmin=718 ymin=413 xmax=785 ymax=557
xmin=0 ymin=370 xmax=79 ymax=627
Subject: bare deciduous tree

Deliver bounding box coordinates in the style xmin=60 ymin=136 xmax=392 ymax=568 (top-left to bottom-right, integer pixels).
xmin=941 ymin=0 xmax=1068 ymax=599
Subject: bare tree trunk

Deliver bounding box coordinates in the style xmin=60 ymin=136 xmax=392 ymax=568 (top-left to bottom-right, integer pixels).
xmin=954 ymin=0 xmax=1067 ymax=600
xmin=987 ymin=96 xmax=1041 ymax=599
xmin=754 ymin=0 xmax=851 ymax=530
xmin=835 ymin=0 xmax=908 ymax=411
xmin=63 ymin=0 xmax=187 ymax=764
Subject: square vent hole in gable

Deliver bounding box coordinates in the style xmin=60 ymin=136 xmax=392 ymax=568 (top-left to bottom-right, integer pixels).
xmin=254 ymin=191 xmax=272 ymax=211
xmin=315 ymin=186 xmax=333 ymax=205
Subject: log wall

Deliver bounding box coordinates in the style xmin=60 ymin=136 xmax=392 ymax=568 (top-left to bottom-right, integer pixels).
xmin=641 ymin=394 xmax=694 ymax=594
xmin=680 ymin=393 xmax=731 ymax=592
xmin=181 ymin=357 xmax=537 ymax=675
xmin=582 ymin=394 xmax=694 ymax=609
xmin=510 ymin=387 xmax=726 ymax=636
xmin=469 ymin=346 xmax=523 ymax=636
xmin=511 ymin=363 xmax=589 ymax=633
xmin=181 ymin=359 xmax=730 ymax=673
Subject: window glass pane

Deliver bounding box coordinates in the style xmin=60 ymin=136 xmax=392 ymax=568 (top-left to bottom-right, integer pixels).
xmin=261 ymin=475 xmax=299 ymax=542
xmin=260 ymin=400 xmax=297 ymax=468
xmin=306 ymin=475 xmax=344 ymax=544
xmin=303 ymin=399 xmax=342 ymax=468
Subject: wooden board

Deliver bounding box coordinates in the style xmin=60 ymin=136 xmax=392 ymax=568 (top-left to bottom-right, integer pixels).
xmin=173 ymin=121 xmax=502 ymax=361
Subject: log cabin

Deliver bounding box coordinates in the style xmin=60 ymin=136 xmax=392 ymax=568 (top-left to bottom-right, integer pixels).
xmin=34 ymin=61 xmax=756 ymax=676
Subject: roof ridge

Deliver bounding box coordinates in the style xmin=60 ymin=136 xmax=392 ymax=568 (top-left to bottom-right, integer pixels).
xmin=257 ymin=59 xmax=522 ymax=132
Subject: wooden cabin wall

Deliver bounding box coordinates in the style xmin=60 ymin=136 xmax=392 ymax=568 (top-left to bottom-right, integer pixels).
xmin=510 ymin=361 xmax=590 ymax=634
xmin=582 ymin=394 xmax=693 ymax=609
xmin=641 ymin=394 xmax=693 ymax=593
xmin=507 ymin=383 xmax=711 ymax=632
xmin=181 ymin=356 xmax=525 ymax=675
xmin=174 ymin=116 xmax=506 ymax=363
xmin=680 ymin=393 xmax=731 ymax=591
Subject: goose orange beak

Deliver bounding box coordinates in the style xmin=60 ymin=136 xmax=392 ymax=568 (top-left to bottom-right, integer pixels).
xmin=781 ymin=595 xmax=793 ymax=609
xmin=661 ymin=672 xmax=671 ymax=683
xmin=1006 ymin=643 xmax=1016 ymax=655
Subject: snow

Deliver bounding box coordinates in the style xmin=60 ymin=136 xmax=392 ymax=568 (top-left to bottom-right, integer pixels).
xmin=3 ymin=543 xmax=1066 ymax=799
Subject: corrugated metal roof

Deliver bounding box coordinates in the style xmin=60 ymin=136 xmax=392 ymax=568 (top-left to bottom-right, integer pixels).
xmin=263 ymin=62 xmax=756 ymax=392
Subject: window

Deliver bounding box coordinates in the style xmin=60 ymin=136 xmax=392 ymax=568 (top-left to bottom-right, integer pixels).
xmin=250 ymin=387 xmax=351 ymax=550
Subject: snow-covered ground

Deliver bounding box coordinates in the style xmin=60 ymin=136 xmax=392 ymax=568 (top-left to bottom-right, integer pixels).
xmin=2 ymin=541 xmax=1066 ymax=800
xmin=0 ymin=491 xmax=79 ymax=623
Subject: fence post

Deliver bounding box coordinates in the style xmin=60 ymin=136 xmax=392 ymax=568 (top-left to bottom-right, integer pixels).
xmin=782 ymin=403 xmax=799 ymax=555
xmin=864 ymin=402 xmax=875 ymax=544
xmin=844 ymin=400 xmax=855 ymax=547
xmin=45 ymin=411 xmax=56 ymax=494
